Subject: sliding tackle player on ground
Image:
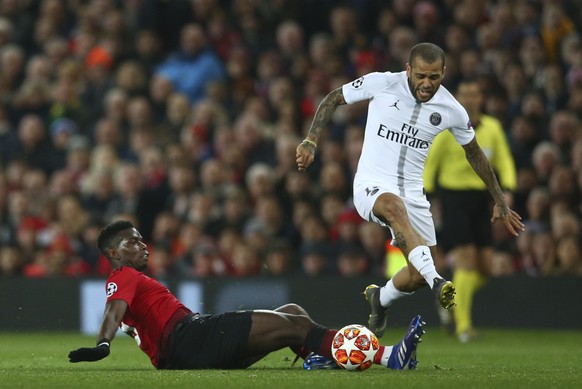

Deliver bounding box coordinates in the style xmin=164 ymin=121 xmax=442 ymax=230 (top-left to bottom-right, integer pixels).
xmin=68 ymin=220 xmax=425 ymax=370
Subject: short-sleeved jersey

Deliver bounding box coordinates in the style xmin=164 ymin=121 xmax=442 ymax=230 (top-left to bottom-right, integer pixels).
xmin=106 ymin=267 xmax=191 ymax=366
xmin=342 ymin=71 xmax=475 ymax=197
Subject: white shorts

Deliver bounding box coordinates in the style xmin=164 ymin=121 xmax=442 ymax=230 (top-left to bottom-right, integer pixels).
xmin=353 ymin=183 xmax=436 ymax=247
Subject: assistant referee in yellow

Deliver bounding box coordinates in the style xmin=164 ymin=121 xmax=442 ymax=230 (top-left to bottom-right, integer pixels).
xmin=424 ymin=78 xmax=517 ymax=342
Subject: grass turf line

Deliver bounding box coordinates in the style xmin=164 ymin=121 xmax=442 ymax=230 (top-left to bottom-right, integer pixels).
xmin=0 ymin=328 xmax=581 ymax=389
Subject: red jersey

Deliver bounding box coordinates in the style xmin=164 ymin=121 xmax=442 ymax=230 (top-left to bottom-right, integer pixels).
xmin=105 ymin=267 xmax=191 ymax=366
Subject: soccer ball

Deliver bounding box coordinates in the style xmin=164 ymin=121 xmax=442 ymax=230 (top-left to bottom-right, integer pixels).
xmin=331 ymin=324 xmax=379 ymax=371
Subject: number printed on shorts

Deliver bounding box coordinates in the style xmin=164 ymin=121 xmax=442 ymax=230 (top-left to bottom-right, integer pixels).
xmin=364 ymin=186 xmax=379 ymax=196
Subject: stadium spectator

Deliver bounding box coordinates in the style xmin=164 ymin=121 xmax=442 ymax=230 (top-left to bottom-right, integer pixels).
xmin=358 ymin=221 xmax=392 ymax=275
xmin=335 ymin=208 xmax=364 ymax=247
xmin=107 ymin=162 xmax=163 ymax=241
xmin=244 ymin=194 xmax=288 ymax=245
xmin=320 ymin=193 xmax=346 ymax=241
xmin=508 ymin=115 xmax=539 ymax=170
xmin=547 ymin=110 xmax=579 ymax=158
xmin=385 ymin=26 xmax=417 ymax=72
xmin=11 ymin=114 xmax=54 ymax=175
xmin=149 ymin=239 xmax=182 ymax=279
xmin=228 ymin=240 xmax=261 ymax=277
xmin=48 ymin=117 xmax=80 ymax=171
xmin=532 ymin=140 xmax=563 ymax=186
xmin=524 ymin=187 xmax=552 ymax=233
xmin=0 ymin=245 xmax=23 ymax=276
xmin=275 ymin=20 xmax=305 ymax=70
xmin=518 ymin=35 xmax=547 ymax=85
xmin=164 ymin=164 xmax=196 ymax=219
xmin=155 ymin=23 xmax=225 ymax=104
xmin=299 ymin=243 xmax=331 ymax=277
xmin=412 ymin=1 xmax=444 ymax=47
xmin=328 ymin=5 xmax=362 ymax=67
xmin=318 ymin=160 xmax=350 ymax=200
xmin=186 ymin=191 xmax=217 ymax=234
xmin=262 ymin=240 xmax=295 ymax=276
xmin=158 ymin=92 xmax=190 ymax=141
xmin=540 ymin=2 xmax=575 ymax=64
xmin=0 ymin=44 xmax=25 ymax=103
xmin=522 ymin=230 xmax=556 ymax=277
xmin=186 ymin=237 xmax=226 ymax=278
xmin=539 ymin=63 xmax=569 ymax=114
xmin=554 ymin=235 xmax=582 ymax=276
xmin=138 ymin=145 xmax=168 ymax=193
xmin=336 ymin=245 xmax=370 ymax=277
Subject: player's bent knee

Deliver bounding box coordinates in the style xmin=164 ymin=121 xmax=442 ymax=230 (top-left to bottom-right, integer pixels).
xmin=375 ymin=194 xmax=407 ymax=224
xmin=275 ymin=303 xmax=307 ymax=316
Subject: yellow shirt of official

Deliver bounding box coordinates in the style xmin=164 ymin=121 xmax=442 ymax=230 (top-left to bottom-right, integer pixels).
xmin=423 ymin=114 xmax=517 ymax=192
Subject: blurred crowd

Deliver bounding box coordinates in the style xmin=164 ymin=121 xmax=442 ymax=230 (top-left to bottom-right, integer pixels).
xmin=0 ymin=0 xmax=581 ymax=279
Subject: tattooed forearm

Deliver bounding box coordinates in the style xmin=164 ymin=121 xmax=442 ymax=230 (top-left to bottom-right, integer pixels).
xmin=463 ymin=139 xmax=505 ymax=204
xmin=306 ymin=88 xmax=346 ymax=142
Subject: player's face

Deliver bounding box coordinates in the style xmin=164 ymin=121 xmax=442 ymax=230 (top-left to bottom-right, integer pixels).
xmin=406 ymin=58 xmax=445 ymax=103
xmin=116 ymin=228 xmax=149 ymax=271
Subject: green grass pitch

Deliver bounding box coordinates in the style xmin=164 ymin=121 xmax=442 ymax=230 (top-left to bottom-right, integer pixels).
xmin=1 ymin=327 xmax=581 ymax=389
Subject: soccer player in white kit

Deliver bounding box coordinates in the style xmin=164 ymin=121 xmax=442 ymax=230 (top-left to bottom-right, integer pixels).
xmin=296 ymin=43 xmax=524 ymax=337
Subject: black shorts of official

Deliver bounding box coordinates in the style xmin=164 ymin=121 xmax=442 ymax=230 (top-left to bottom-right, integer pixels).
xmin=162 ymin=311 xmax=253 ymax=370
xmin=440 ymin=189 xmax=493 ymax=251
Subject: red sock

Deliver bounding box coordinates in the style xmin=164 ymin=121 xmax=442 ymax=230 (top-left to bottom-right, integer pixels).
xmin=317 ymin=329 xmax=337 ymax=359
xmin=374 ymin=346 xmax=386 ymax=364
xmin=305 ymin=325 xmax=337 ymax=360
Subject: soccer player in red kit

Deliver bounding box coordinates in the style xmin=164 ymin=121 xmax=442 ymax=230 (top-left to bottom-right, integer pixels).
xmin=68 ymin=220 xmax=425 ymax=370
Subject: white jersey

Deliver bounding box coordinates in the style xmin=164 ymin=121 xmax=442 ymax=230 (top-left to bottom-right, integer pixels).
xmin=342 ymin=71 xmax=475 ymax=198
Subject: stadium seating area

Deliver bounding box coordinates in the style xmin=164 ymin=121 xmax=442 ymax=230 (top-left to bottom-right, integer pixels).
xmin=0 ymin=0 xmax=581 ymax=279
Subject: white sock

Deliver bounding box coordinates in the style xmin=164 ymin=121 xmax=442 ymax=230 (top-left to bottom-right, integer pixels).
xmin=376 ymin=345 xmax=394 ymax=367
xmin=407 ymin=245 xmax=441 ymax=288
xmin=379 ymin=279 xmax=413 ymax=307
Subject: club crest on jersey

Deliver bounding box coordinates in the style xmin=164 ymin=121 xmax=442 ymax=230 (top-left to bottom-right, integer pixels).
xmin=106 ymin=282 xmax=118 ymax=297
xmin=351 ymin=77 xmax=364 ymax=88
xmin=429 ymin=112 xmax=442 ymax=126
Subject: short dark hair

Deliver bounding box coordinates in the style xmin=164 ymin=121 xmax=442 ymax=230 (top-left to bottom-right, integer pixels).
xmin=97 ymin=220 xmax=135 ymax=258
xmin=409 ymin=42 xmax=445 ymax=69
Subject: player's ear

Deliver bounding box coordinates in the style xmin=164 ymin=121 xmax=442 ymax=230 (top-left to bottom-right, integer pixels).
xmin=108 ymin=247 xmax=120 ymax=261
xmin=406 ymin=63 xmax=411 ymax=77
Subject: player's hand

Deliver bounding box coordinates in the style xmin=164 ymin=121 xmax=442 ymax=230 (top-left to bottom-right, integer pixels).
xmin=296 ymin=140 xmax=316 ymax=172
xmin=491 ymin=204 xmax=524 ymax=237
xmin=68 ymin=342 xmax=110 ymax=363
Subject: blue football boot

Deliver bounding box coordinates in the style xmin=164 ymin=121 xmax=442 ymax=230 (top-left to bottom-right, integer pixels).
xmin=303 ymin=352 xmax=340 ymax=370
xmin=387 ymin=315 xmax=425 ymax=370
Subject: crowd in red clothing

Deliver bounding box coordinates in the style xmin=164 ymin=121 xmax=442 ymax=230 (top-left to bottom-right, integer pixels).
xmin=1 ymin=0 xmax=582 ymax=279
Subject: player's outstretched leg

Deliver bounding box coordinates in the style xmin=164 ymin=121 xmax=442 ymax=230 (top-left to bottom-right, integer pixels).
xmin=433 ymin=278 xmax=456 ymax=310
xmin=362 ymin=284 xmax=388 ymax=337
xmin=385 ymin=315 xmax=425 ymax=370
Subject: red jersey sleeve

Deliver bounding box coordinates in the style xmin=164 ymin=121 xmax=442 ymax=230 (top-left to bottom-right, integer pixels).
xmin=106 ymin=267 xmax=139 ymax=306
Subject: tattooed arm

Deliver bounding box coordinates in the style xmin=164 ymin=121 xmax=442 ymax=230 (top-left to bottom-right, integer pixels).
xmin=462 ymin=138 xmax=525 ymax=236
xmin=295 ymin=88 xmax=347 ymax=172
